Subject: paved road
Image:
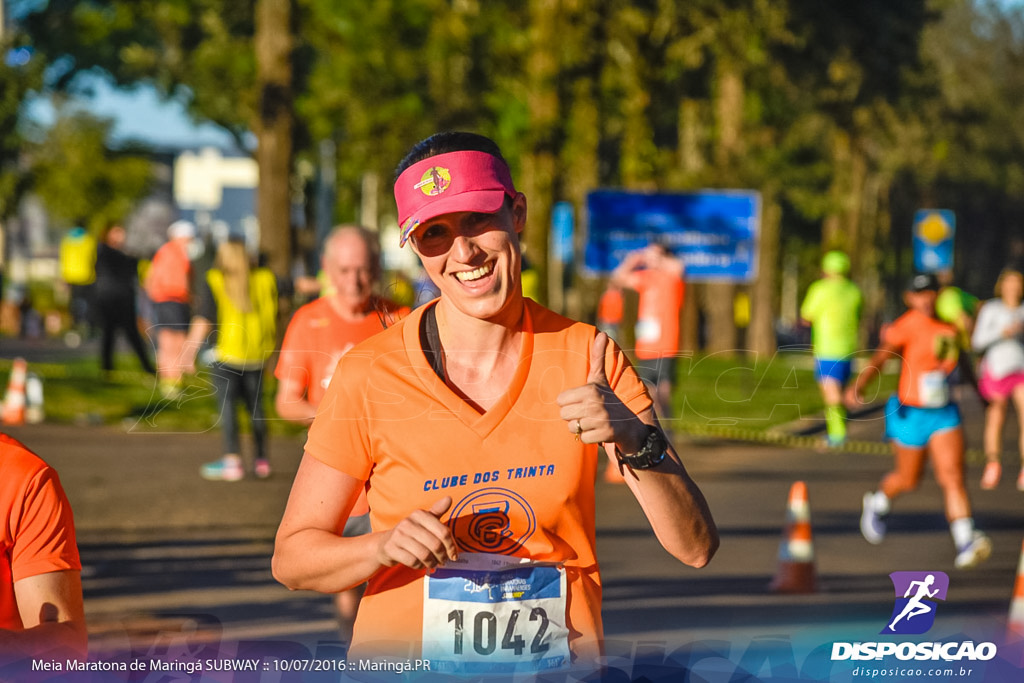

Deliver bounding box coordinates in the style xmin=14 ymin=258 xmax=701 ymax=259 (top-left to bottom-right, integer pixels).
xmin=2 ymin=350 xmax=1023 ymax=679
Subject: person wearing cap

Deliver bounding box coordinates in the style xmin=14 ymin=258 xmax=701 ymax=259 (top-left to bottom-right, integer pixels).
xmin=273 ymin=131 xmax=718 ymax=674
xmin=145 ymin=220 xmax=197 ymax=399
xmin=846 ymin=272 xmax=992 ymax=569
xmin=800 ymin=250 xmax=862 ymax=448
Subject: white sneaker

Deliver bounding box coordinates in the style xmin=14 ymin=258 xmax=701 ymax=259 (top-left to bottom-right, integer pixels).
xmin=860 ymin=492 xmax=886 ymax=545
xmin=200 ymin=455 xmax=245 ymax=482
xmin=954 ymin=532 xmax=992 ymax=570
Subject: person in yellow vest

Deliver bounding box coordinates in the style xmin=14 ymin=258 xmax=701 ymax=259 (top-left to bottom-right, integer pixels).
xmin=58 ymin=226 xmax=97 ymax=340
xmin=184 ymin=239 xmax=278 ymax=481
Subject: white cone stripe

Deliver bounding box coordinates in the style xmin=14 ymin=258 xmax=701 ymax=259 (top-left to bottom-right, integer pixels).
xmin=779 ymin=539 xmax=814 ymax=562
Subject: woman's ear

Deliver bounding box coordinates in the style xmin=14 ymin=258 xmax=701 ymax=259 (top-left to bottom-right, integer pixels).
xmin=512 ymin=193 xmax=528 ymax=234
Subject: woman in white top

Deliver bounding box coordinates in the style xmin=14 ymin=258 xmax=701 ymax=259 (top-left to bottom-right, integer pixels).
xmin=971 ymin=268 xmax=1024 ymax=490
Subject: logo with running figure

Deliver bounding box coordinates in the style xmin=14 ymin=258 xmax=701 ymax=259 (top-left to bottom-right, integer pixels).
xmin=882 ymin=571 xmax=949 ymax=635
xmin=448 ymin=488 xmax=537 ymax=555
xmin=415 ymin=166 xmax=451 ymax=196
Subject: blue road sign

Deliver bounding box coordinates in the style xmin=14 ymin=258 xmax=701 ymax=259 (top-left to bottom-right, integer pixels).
xmin=550 ymin=201 xmax=575 ymax=264
xmin=584 ymin=190 xmax=761 ymax=282
xmin=912 ymin=209 xmax=955 ymax=273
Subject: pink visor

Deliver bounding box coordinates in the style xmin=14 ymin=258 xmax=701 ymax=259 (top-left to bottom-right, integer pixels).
xmin=395 ymin=150 xmax=516 ymax=246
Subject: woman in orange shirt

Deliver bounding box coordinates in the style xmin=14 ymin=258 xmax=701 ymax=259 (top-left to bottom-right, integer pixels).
xmin=273 ymin=132 xmax=717 ymax=675
xmin=846 ymin=273 xmax=991 ymax=570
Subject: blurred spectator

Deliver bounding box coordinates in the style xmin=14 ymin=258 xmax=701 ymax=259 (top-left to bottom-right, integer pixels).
xmin=596 ymin=281 xmax=624 ymax=341
xmin=186 ymin=240 xmax=277 ymax=482
xmin=800 ymin=250 xmax=862 ymax=448
xmin=935 ymin=269 xmax=984 ymax=403
xmin=1 ymin=433 xmax=87 ymax=661
xmin=58 ymin=226 xmax=97 ymax=345
xmin=145 ymin=221 xmax=196 ymax=399
xmin=274 ymin=225 xmax=409 ymax=642
xmin=520 ymin=252 xmax=542 ymax=302
xmin=611 ymin=243 xmax=685 ymax=420
xmin=972 ymin=268 xmax=1024 ymax=490
xmin=93 ymin=223 xmax=156 ymax=376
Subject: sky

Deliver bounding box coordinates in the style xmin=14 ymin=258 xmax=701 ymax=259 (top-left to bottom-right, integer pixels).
xmin=25 ymin=77 xmax=239 ymax=150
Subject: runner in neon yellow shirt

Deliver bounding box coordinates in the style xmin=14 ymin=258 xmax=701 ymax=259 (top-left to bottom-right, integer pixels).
xmin=800 ymin=251 xmax=863 ymax=447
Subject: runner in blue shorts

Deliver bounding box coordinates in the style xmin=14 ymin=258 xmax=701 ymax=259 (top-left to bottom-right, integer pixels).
xmin=801 ymin=251 xmax=862 ymax=447
xmin=846 ymin=273 xmax=991 ymax=570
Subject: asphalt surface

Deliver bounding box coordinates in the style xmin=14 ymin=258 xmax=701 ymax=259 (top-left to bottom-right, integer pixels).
xmin=2 ymin=339 xmax=1024 ymax=681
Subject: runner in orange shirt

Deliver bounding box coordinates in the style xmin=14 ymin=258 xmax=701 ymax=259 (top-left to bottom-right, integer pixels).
xmin=611 ymin=243 xmax=686 ymax=419
xmin=846 ymin=273 xmax=991 ymax=570
xmin=274 ymin=224 xmax=408 ymax=641
xmin=272 ymin=132 xmax=718 ymax=675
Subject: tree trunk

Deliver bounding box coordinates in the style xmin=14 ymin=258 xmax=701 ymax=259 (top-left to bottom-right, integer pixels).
xmin=254 ymin=0 xmax=293 ymax=280
xmin=678 ymin=98 xmax=704 ymax=180
xmin=749 ymin=193 xmax=780 ymax=356
xmin=563 ymin=77 xmax=600 ymax=321
xmin=823 ymin=129 xmax=851 ymax=251
xmin=705 ymin=60 xmax=742 ymax=353
xmin=523 ymin=0 xmax=561 ymax=308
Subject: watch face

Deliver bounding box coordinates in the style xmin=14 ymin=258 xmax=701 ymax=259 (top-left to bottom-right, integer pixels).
xmin=620 ymin=426 xmax=667 ymax=470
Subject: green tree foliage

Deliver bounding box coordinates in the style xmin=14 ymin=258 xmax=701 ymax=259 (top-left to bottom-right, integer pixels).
xmin=14 ymin=0 xmax=1024 ymax=351
xmin=0 ymin=35 xmax=44 ymax=218
xmin=22 ymin=1 xmax=256 ymax=146
xmin=30 ymin=109 xmax=152 ymax=232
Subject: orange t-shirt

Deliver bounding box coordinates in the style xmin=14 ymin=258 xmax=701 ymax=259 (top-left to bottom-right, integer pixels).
xmin=882 ymin=309 xmax=960 ymax=407
xmin=275 ymin=296 xmax=410 ymax=407
xmin=627 ymin=269 xmax=685 ymax=360
xmin=1 ymin=434 xmax=81 ymax=630
xmin=305 ymin=299 xmax=651 ymax=669
xmin=276 ymin=296 xmax=409 ymax=517
xmin=145 ymin=240 xmax=192 ymax=304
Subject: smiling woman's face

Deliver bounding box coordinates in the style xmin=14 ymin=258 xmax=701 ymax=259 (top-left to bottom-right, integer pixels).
xmin=410 ymin=193 xmax=527 ymax=325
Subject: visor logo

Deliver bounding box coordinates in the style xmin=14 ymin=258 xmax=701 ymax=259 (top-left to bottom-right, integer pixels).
xmin=883 ymin=571 xmax=948 ymax=635
xmin=415 ymin=167 xmax=451 ymax=196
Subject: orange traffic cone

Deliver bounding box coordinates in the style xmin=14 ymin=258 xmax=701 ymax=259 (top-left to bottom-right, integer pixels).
xmin=2 ymin=357 xmax=28 ymax=426
xmin=1008 ymin=540 xmax=1024 ymax=638
xmin=770 ymin=481 xmax=818 ymax=594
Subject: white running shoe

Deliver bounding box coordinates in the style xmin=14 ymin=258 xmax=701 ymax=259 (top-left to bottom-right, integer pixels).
xmin=954 ymin=532 xmax=992 ymax=570
xmin=860 ymin=492 xmax=887 ymax=545
xmin=200 ymin=455 xmax=245 ymax=482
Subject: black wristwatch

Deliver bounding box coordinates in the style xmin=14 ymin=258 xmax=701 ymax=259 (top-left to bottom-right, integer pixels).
xmin=615 ymin=425 xmax=668 ymax=470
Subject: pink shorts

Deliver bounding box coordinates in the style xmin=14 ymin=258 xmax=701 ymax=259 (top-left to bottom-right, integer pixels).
xmin=978 ymin=370 xmax=1024 ymax=402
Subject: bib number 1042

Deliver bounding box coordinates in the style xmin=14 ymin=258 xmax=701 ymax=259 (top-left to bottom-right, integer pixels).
xmin=447 ymin=607 xmax=550 ymax=656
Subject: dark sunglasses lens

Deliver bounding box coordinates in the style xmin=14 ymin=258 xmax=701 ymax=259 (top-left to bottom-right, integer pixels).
xmin=412 ymin=231 xmax=454 ymax=257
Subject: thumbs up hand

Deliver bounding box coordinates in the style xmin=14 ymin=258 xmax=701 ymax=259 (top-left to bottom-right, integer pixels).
xmin=556 ymin=332 xmax=647 ymax=453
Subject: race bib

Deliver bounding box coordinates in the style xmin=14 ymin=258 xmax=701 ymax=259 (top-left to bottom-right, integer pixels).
xmin=422 ymin=553 xmax=570 ymax=675
xmin=918 ymin=370 xmax=950 ymax=408
xmin=635 ymin=318 xmax=661 ymax=343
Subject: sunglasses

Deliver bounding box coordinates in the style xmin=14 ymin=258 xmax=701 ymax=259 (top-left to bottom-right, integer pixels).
xmin=410 ymin=213 xmax=503 ymax=258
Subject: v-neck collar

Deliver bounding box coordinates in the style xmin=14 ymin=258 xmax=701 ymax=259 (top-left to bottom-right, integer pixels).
xmin=403 ymin=300 xmax=535 ymax=439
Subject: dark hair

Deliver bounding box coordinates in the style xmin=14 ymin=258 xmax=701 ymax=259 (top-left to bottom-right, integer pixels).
xmin=395 ymin=131 xmax=507 ymax=181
